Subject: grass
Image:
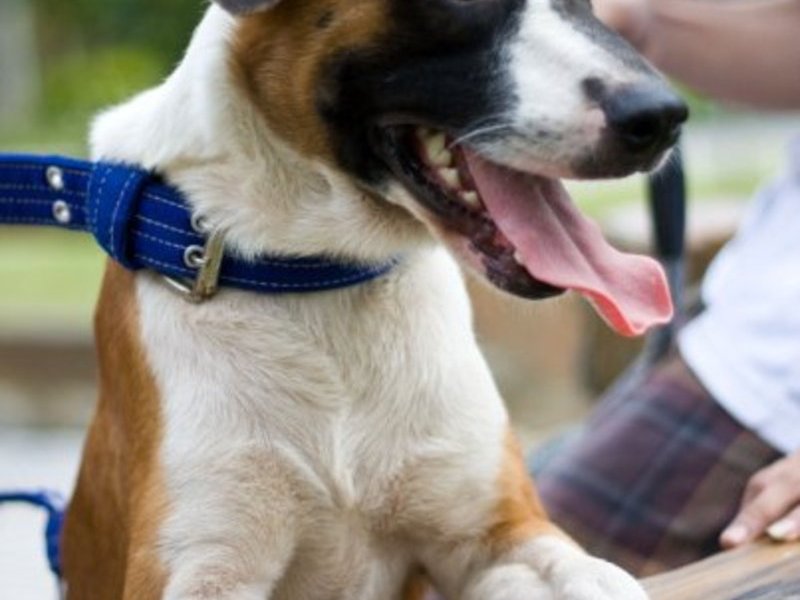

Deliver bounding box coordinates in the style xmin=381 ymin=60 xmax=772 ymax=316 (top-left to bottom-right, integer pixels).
xmin=0 ymin=120 xmax=89 ymax=157
xmin=0 ymin=229 xmax=104 ymax=329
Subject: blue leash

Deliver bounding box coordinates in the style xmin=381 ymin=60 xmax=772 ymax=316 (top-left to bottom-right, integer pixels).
xmin=0 ymin=152 xmax=398 ymax=584
xmin=0 ymin=490 xmax=65 ymax=577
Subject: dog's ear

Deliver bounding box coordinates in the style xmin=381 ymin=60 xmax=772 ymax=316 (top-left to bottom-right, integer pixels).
xmin=214 ymin=0 xmax=282 ymax=15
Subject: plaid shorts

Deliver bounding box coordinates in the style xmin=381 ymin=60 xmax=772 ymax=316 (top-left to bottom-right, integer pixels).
xmin=535 ymin=354 xmax=782 ymax=576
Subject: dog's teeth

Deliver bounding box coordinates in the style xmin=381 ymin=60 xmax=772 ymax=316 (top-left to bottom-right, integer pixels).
xmin=432 ymin=149 xmax=453 ymax=167
xmin=426 ymin=133 xmax=447 ymax=160
xmin=461 ymin=191 xmax=480 ymax=207
xmin=439 ymin=168 xmax=460 ymax=189
xmin=514 ymin=251 xmax=526 ymax=265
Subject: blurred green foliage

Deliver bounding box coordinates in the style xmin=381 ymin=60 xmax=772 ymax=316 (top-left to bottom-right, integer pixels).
xmin=34 ymin=0 xmax=200 ymax=67
xmin=40 ymin=46 xmax=163 ymax=130
xmin=1 ymin=0 xmax=202 ymax=150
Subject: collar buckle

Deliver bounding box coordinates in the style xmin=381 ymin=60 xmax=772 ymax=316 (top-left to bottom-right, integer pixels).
xmin=162 ymin=227 xmax=226 ymax=303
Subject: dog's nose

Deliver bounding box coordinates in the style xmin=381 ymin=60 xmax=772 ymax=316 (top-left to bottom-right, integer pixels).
xmin=603 ymin=84 xmax=688 ymax=154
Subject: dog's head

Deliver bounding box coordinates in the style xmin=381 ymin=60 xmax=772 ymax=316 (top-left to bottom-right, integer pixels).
xmin=220 ymin=0 xmax=687 ymax=336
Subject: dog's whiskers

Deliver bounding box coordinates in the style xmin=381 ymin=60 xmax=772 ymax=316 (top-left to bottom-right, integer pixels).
xmin=448 ymin=123 xmax=511 ymax=148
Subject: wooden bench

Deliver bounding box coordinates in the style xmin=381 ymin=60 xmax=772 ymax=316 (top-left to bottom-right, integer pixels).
xmin=644 ymin=541 xmax=800 ymax=599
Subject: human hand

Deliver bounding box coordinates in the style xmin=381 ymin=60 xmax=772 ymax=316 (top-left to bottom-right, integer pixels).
xmin=721 ymin=451 xmax=800 ymax=548
xmin=591 ymin=0 xmax=652 ymax=49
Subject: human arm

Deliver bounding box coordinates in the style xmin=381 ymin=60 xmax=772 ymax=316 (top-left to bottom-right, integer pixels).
xmin=592 ymin=0 xmax=800 ymax=109
xmin=720 ymin=450 xmax=800 ymax=548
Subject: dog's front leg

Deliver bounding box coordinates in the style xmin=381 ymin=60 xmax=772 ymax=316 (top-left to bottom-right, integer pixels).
xmin=162 ymin=537 xmax=295 ymax=600
xmin=420 ymin=434 xmax=647 ymax=600
xmin=159 ymin=452 xmax=300 ymax=600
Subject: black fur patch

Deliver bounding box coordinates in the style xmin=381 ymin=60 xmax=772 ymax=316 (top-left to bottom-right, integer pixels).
xmin=318 ymin=0 xmax=526 ymax=184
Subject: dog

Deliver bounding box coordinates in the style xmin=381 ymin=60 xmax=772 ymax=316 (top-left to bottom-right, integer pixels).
xmin=60 ymin=0 xmax=686 ymax=598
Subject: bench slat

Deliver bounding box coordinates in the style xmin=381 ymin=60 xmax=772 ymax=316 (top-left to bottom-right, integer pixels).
xmin=643 ymin=542 xmax=800 ymax=599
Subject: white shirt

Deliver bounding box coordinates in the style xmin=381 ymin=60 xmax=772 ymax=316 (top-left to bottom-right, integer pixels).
xmin=680 ymin=136 xmax=800 ymax=454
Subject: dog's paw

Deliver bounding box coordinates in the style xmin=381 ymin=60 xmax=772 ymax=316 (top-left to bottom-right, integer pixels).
xmin=510 ymin=536 xmax=648 ymax=600
xmin=551 ymin=555 xmax=648 ymax=600
xmin=464 ymin=564 xmax=555 ymax=600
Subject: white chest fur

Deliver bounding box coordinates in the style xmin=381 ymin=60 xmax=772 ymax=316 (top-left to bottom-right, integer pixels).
xmin=136 ymin=248 xmax=509 ymax=598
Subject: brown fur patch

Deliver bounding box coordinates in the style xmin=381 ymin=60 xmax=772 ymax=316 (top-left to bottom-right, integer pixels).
xmin=231 ymin=0 xmax=390 ymax=161
xmin=62 ymin=262 xmax=168 ymax=599
xmin=486 ymin=430 xmax=563 ymax=552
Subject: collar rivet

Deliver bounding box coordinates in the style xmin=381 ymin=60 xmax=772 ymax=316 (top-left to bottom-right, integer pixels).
xmin=46 ymin=166 xmax=65 ymax=191
xmin=52 ymin=200 xmax=72 ymax=225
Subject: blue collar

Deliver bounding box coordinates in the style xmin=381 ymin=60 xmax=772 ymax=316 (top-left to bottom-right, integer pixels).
xmin=0 ymin=153 xmax=397 ymax=301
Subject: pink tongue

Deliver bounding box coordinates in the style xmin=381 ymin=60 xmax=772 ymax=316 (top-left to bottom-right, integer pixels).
xmin=464 ymin=151 xmax=673 ymax=337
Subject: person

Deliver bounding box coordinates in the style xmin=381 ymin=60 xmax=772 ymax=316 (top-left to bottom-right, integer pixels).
xmin=535 ymin=0 xmax=800 ymax=576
